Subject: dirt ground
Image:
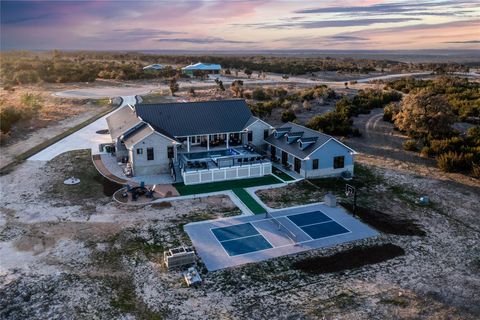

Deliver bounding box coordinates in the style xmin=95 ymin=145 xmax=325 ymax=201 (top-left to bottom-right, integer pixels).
xmin=0 ymin=84 xmax=112 ymax=167
xmin=1 ymin=74 xmax=479 ymax=319
xmin=1 ymin=145 xmax=479 ymax=319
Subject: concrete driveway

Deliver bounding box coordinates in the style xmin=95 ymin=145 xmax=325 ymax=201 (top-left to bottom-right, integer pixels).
xmin=28 ymin=96 xmax=136 ymax=161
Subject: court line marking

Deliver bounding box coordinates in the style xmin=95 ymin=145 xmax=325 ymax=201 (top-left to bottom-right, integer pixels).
xmin=301 ymin=222 xmax=351 ymax=240
xmin=206 ymin=210 xmax=355 ymax=258
xmin=210 ymin=223 xmax=273 ymax=257
xmin=220 ymin=235 xmax=273 ymax=257
xmin=210 ymin=222 xmax=259 ymax=242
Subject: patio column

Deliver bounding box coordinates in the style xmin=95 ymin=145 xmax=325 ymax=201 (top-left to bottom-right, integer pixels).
xmin=187 ymin=136 xmax=190 ymax=152
xmin=226 ymin=133 xmax=229 ymax=149
xmin=207 ymin=134 xmax=210 ymax=150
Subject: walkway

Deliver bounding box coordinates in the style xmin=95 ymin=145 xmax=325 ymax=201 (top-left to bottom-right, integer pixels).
xmin=28 ymin=96 xmax=137 ymax=161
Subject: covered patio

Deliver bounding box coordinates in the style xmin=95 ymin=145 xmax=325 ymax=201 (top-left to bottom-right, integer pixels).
xmin=176 ymin=131 xmax=248 ymax=153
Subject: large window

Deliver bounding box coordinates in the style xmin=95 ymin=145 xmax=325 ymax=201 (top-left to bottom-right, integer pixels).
xmin=263 ymin=129 xmax=269 ymax=139
xmin=312 ymin=159 xmax=319 ymax=170
xmin=167 ymin=146 xmax=174 ymax=159
xmin=333 ymin=156 xmax=345 ymax=169
xmin=147 ymin=147 xmax=154 ymax=161
xmin=248 ymin=131 xmax=253 ymax=142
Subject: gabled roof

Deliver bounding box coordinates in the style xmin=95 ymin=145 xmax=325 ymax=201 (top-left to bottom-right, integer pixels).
xmin=143 ymin=64 xmax=165 ymax=70
xmin=123 ymin=124 xmax=155 ymax=149
xmin=134 ymin=99 xmax=254 ymax=137
xmin=106 ymin=105 xmax=142 ymax=140
xmin=264 ymin=122 xmax=355 ymax=159
xmin=181 ymin=62 xmax=222 ymax=71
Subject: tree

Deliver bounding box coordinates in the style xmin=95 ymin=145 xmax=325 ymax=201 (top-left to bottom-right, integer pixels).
xmin=244 ymin=69 xmax=252 ymax=78
xmin=230 ymin=80 xmax=244 ymax=98
xmin=214 ymin=78 xmax=225 ymax=91
xmin=281 ymin=109 xmax=296 ymax=122
xmin=394 ymin=89 xmax=455 ymax=138
xmin=188 ymin=87 xmax=195 ymax=96
xmin=169 ymin=78 xmax=179 ymax=96
xmin=252 ymin=88 xmax=269 ymax=101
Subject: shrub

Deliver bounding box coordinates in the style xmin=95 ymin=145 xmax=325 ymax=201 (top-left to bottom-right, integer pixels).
xmin=403 ymin=139 xmax=418 ymax=151
xmin=437 ymin=151 xmax=473 ymax=172
xmin=472 ymin=163 xmax=480 ymax=178
xmin=307 ymin=111 xmax=353 ymax=136
xmin=303 ymin=100 xmax=312 ymax=111
xmin=281 ymin=109 xmax=296 ymax=122
xmin=383 ymin=102 xmax=399 ymax=122
xmin=420 ymin=146 xmax=432 ymax=158
xmin=252 ymin=88 xmax=270 ymax=101
xmin=0 ymin=106 xmax=23 ymax=133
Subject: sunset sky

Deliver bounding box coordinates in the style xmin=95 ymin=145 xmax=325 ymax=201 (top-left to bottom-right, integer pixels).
xmin=1 ymin=0 xmax=479 ymax=51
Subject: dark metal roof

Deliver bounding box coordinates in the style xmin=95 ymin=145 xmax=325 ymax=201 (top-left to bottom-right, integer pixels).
xmin=134 ymin=100 xmax=254 ymax=138
xmin=123 ymin=125 xmax=156 ymax=149
xmin=106 ymin=105 xmax=142 ymax=140
xmin=265 ymin=122 xmax=337 ymax=159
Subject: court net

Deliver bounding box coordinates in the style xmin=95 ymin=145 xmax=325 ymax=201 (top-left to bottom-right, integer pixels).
xmin=265 ymin=211 xmax=298 ymax=244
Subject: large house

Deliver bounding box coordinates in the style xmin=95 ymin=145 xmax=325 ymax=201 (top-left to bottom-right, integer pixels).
xmin=104 ymin=99 xmax=356 ymax=184
xmin=264 ymin=123 xmax=356 ymax=178
xmin=181 ymin=62 xmax=222 ymax=77
xmin=105 ymin=100 xmax=272 ymax=184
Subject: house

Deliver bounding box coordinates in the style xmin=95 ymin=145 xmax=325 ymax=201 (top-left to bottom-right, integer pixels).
xmin=181 ymin=62 xmax=222 ymax=77
xmin=105 ymin=99 xmax=273 ymax=184
xmin=264 ymin=123 xmax=356 ymax=178
xmin=143 ymin=64 xmax=165 ymax=71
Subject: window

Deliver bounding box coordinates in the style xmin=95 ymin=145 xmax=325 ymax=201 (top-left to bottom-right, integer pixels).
xmin=312 ymin=159 xmax=319 ymax=170
xmin=147 ymin=147 xmax=154 ymax=161
xmin=248 ymin=131 xmax=253 ymax=142
xmin=333 ymin=156 xmax=344 ymax=169
xmin=167 ymin=146 xmax=174 ymax=159
xmin=263 ymin=129 xmax=269 ymax=139
xmin=136 ymin=148 xmax=143 ymax=155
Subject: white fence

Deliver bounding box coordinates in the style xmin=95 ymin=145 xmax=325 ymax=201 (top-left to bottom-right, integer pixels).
xmin=182 ymin=162 xmax=272 ymax=185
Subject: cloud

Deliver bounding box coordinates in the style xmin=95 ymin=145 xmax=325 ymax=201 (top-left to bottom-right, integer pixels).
xmin=157 ymin=37 xmax=256 ymax=44
xmin=1 ymin=13 xmax=54 ymax=25
xmin=329 ymin=35 xmax=369 ymax=41
xmin=445 ymin=40 xmax=480 ymax=44
xmin=240 ymin=17 xmax=421 ymax=29
xmin=295 ymin=1 xmax=476 ymax=15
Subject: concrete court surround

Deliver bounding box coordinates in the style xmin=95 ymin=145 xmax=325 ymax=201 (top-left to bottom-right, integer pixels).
xmin=185 ymin=203 xmax=379 ymax=271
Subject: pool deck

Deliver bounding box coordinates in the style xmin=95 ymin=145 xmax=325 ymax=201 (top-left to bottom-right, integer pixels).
xmin=184 ymin=203 xmax=379 ymax=271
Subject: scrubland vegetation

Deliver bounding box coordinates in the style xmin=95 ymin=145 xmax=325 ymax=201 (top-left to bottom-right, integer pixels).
xmin=0 ymin=50 xmax=472 ymax=86
xmin=383 ymin=77 xmax=480 ymax=177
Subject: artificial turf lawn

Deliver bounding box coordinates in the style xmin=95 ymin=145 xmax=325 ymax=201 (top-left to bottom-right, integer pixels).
xmin=173 ymin=175 xmax=281 ymax=196
xmin=232 ymin=188 xmax=267 ymax=214
xmin=272 ymin=167 xmax=296 ymax=181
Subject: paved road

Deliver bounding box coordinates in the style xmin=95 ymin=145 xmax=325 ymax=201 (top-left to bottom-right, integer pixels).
xmin=28 ymin=96 xmax=136 ymax=161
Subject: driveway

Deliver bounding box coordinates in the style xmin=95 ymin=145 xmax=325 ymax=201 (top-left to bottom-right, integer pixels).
xmin=28 ymin=96 xmax=136 ymax=161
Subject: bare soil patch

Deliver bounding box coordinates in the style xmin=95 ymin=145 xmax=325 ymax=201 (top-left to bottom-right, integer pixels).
xmin=293 ymin=243 xmax=405 ymax=274
xmin=340 ymin=202 xmax=426 ymax=236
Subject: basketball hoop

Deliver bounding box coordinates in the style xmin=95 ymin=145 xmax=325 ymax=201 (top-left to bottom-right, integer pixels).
xmin=345 ymin=184 xmax=357 ymax=216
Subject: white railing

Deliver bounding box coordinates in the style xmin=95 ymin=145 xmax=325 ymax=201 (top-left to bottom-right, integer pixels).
xmin=182 ymin=162 xmax=272 ymax=185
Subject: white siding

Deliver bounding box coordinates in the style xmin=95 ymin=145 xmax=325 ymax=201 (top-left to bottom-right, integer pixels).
xmin=130 ymin=133 xmax=176 ymax=176
xmin=246 ymin=119 xmax=271 ymax=147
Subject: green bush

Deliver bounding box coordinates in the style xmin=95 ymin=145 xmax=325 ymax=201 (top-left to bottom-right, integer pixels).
xmin=281 ymin=109 xmax=296 ymax=123
xmin=307 ymin=111 xmax=353 ymax=136
xmin=436 ymin=152 xmax=473 ymax=172
xmin=472 ymin=163 xmax=480 ymax=179
xmin=403 ymin=140 xmax=418 ymax=151
xmin=383 ymin=102 xmax=399 ymax=122
xmin=252 ymin=88 xmax=270 ymax=101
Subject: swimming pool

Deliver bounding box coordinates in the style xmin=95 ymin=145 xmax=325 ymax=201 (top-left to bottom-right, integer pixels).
xmin=183 ymin=148 xmax=240 ymax=160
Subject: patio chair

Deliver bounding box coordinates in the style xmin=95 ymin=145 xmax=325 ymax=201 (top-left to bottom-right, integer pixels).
xmin=250 ymin=157 xmax=255 ymax=162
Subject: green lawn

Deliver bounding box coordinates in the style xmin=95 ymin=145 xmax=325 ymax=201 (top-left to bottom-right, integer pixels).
xmin=232 ymin=188 xmax=267 ymax=214
xmin=272 ymin=166 xmax=296 ymax=182
xmin=173 ymin=175 xmax=282 ymax=196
